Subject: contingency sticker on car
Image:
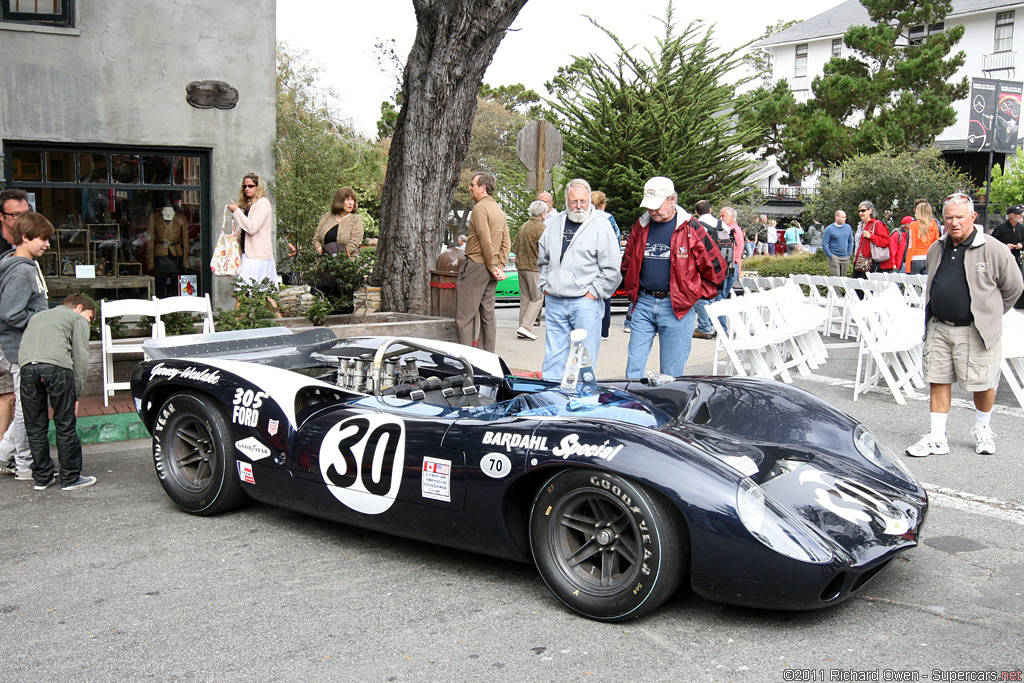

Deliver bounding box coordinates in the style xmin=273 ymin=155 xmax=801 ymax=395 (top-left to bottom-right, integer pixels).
xmin=235 ymin=436 xmax=271 ymax=461
xmin=237 ymin=461 xmax=255 ymax=484
xmin=319 ymin=414 xmax=406 ymax=515
xmin=421 ymin=457 xmax=452 ymax=502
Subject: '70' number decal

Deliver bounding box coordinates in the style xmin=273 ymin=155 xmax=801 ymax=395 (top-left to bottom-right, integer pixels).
xmin=319 ymin=414 xmax=406 ymax=515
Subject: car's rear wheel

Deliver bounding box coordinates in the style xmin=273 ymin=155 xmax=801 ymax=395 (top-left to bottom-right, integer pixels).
xmin=530 ymin=469 xmax=687 ymax=621
xmin=152 ymin=391 xmax=248 ymax=515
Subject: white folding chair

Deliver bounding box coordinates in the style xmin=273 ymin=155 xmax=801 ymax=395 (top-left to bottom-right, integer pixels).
xmin=738 ymin=277 xmax=760 ymax=295
xmin=101 ymin=297 xmax=159 ymax=406
xmin=707 ymin=297 xmax=794 ymax=383
xmin=999 ymin=310 xmax=1024 ymax=410
xmin=826 ymin=277 xmax=858 ymax=338
xmin=746 ymin=287 xmax=825 ymax=376
xmin=850 ymin=291 xmax=924 ymax=405
xmin=898 ymin=273 xmax=927 ymax=309
xmin=154 ymin=294 xmax=215 ymax=337
xmin=759 ymin=284 xmax=829 ymax=369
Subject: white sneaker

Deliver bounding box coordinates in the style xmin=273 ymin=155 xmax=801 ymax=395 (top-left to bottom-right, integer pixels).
xmin=516 ymin=326 xmax=537 ymax=340
xmin=905 ymin=435 xmax=949 ymax=458
xmin=14 ymin=468 xmax=33 ymax=481
xmin=971 ymin=425 xmax=996 ymax=455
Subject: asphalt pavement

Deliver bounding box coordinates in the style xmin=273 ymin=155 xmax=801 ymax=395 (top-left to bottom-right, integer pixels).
xmin=1 ymin=303 xmax=1022 ymax=682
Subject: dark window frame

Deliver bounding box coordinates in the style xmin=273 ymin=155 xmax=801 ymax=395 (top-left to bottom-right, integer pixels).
xmin=995 ymin=11 xmax=1015 ymax=53
xmin=1 ymin=0 xmax=74 ymax=27
xmin=795 ymin=43 xmax=808 ymax=78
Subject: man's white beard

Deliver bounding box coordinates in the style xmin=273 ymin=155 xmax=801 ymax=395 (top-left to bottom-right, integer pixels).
xmin=568 ymin=206 xmax=590 ymax=222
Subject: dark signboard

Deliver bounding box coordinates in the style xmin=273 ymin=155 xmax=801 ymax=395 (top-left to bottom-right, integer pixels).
xmin=967 ymin=78 xmax=1022 ymax=152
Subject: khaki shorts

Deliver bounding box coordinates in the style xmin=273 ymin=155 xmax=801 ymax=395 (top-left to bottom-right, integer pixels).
xmin=922 ymin=319 xmax=1002 ymax=392
xmin=0 ymin=349 xmax=12 ymax=394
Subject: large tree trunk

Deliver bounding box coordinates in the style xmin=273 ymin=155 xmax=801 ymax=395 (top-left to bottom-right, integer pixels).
xmin=373 ymin=0 xmax=529 ymax=314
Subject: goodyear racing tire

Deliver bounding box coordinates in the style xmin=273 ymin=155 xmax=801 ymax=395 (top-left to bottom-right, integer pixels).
xmin=152 ymin=391 xmax=248 ymax=516
xmin=530 ymin=469 xmax=687 ymax=621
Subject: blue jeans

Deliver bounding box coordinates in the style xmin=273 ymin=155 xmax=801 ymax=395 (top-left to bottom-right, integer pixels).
xmin=695 ymin=267 xmax=737 ymax=333
xmin=694 ymin=297 xmax=713 ymax=333
xmin=542 ymin=295 xmax=604 ymax=380
xmin=20 ymin=363 xmax=83 ymax=487
xmin=625 ymin=294 xmax=695 ymax=378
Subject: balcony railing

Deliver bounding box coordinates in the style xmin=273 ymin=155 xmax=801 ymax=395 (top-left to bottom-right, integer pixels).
xmin=764 ymin=186 xmax=818 ymax=201
xmin=983 ymin=50 xmax=1017 ymax=73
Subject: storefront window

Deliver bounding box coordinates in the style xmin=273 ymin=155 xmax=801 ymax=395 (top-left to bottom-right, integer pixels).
xmin=45 ymin=151 xmax=75 ymax=182
xmin=79 ymin=153 xmax=108 ymax=183
xmin=143 ymin=155 xmax=171 ymax=185
xmin=111 ymin=154 xmax=139 ymax=184
xmin=10 ymin=150 xmax=42 ymax=181
xmin=2 ymin=143 xmax=209 ymax=302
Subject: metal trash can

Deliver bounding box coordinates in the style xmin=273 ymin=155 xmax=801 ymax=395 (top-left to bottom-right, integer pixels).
xmin=430 ymin=247 xmax=466 ymax=317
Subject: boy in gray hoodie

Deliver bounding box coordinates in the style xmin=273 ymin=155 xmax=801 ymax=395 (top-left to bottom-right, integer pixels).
xmin=0 ymin=212 xmax=52 ymax=480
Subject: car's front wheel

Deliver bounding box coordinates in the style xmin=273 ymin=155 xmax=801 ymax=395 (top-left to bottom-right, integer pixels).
xmin=530 ymin=469 xmax=687 ymax=621
xmin=152 ymin=391 xmax=248 ymax=515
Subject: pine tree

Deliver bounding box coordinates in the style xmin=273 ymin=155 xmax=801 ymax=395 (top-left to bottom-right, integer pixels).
xmin=544 ymin=2 xmax=760 ymax=225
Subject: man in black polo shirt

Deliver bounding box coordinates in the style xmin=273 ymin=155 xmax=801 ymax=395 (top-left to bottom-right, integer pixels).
xmin=906 ymin=193 xmax=1023 ymax=458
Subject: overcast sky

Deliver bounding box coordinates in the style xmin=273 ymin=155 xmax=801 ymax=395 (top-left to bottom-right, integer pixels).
xmin=277 ymin=0 xmax=843 ymax=137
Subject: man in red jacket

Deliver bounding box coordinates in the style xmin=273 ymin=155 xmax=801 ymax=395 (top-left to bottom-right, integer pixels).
xmin=622 ymin=177 xmax=727 ymax=378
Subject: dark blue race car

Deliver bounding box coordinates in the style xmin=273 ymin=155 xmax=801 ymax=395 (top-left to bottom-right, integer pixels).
xmin=131 ymin=328 xmax=927 ymax=621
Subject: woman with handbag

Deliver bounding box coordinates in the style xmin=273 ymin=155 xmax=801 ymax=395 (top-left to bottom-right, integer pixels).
xmin=313 ymin=187 xmax=364 ymax=260
xmin=852 ymin=200 xmax=890 ymax=279
xmin=227 ymin=172 xmax=278 ymax=285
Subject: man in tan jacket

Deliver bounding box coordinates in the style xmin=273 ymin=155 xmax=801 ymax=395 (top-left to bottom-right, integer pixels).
xmin=455 ymin=173 xmax=510 ymax=352
xmin=512 ymin=201 xmax=548 ymax=339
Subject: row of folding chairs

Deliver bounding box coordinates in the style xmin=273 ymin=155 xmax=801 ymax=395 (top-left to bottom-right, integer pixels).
xmin=792 ymin=275 xmax=922 ymax=340
xmin=849 ymin=288 xmax=926 ymax=405
xmin=865 ymin=272 xmax=926 ymax=308
xmin=736 ymin=277 xmax=789 ymax=296
xmin=101 ymin=294 xmax=215 ymax=405
xmin=706 ymin=284 xmax=828 ymax=384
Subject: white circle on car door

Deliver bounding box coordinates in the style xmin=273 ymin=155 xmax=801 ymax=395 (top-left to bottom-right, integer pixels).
xmin=480 ymin=452 xmax=512 ymax=479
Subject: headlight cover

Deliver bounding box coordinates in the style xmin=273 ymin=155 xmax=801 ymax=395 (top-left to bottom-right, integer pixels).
xmin=736 ymin=478 xmax=833 ymax=564
xmin=854 ymin=425 xmax=917 ymax=486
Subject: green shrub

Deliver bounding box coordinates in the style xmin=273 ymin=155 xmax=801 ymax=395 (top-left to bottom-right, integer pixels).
xmin=305 ymin=293 xmax=332 ymax=326
xmin=292 ymin=247 xmax=377 ymax=314
xmin=741 ymin=250 xmax=831 ymax=277
xmin=215 ymin=280 xmax=283 ymax=331
xmin=162 ymin=311 xmax=201 ymax=336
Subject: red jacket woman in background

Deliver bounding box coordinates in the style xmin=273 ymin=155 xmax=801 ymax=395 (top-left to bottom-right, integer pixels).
xmin=853 ymin=200 xmax=890 ymax=278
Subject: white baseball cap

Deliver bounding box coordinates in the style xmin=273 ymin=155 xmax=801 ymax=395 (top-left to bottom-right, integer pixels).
xmin=640 ymin=176 xmax=675 ymax=210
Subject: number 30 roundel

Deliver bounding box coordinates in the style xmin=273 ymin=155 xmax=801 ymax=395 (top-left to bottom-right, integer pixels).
xmin=319 ymin=414 xmax=406 ymax=515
